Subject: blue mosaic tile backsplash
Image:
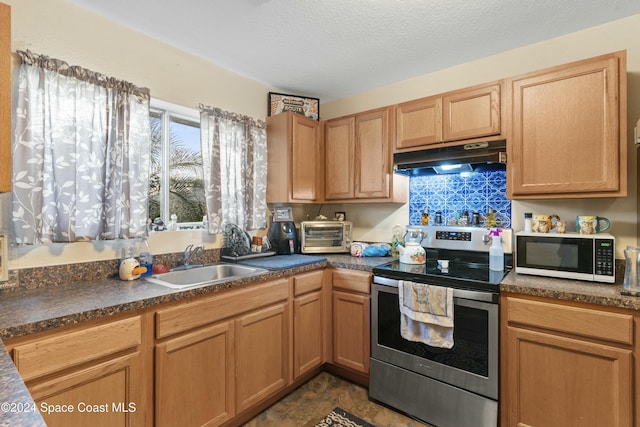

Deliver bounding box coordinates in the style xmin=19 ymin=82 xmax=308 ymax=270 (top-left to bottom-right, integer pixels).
xmin=409 ymin=170 xmax=511 ymax=227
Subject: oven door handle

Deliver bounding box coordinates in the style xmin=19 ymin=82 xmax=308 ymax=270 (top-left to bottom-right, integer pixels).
xmin=373 ymin=276 xmax=498 ymax=303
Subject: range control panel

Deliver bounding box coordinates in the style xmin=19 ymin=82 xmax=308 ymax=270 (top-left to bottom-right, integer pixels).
xmin=435 ymin=231 xmax=472 ymax=241
xmin=412 ymin=225 xmax=512 ymax=254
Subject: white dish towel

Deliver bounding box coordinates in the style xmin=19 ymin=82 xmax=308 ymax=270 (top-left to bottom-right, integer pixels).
xmin=398 ymin=280 xmax=454 ymax=349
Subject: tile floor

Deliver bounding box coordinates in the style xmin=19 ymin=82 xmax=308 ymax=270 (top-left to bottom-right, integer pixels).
xmin=242 ymin=372 xmax=428 ymax=427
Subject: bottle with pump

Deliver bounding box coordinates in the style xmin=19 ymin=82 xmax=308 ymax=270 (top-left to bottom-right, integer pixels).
xmin=489 ymin=228 xmax=504 ymax=271
xmin=138 ymin=235 xmax=153 ymax=277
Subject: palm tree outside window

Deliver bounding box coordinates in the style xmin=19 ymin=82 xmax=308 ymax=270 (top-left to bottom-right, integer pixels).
xmin=149 ymin=101 xmax=206 ymax=228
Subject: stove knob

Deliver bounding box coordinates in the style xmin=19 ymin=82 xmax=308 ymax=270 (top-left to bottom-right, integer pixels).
xmin=481 ymin=233 xmax=491 ymax=245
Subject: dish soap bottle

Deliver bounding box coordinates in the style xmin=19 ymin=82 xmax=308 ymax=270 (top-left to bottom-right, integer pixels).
xmin=138 ymin=235 xmax=153 ymax=277
xmin=391 ymin=225 xmax=404 ymax=257
xmin=489 ymin=228 xmax=504 ymax=271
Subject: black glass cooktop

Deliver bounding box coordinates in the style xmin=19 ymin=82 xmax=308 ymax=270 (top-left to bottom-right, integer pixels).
xmin=373 ymin=248 xmax=512 ymax=292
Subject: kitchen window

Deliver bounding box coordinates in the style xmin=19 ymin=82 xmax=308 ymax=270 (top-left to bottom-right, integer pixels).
xmin=149 ymin=100 xmax=206 ymax=226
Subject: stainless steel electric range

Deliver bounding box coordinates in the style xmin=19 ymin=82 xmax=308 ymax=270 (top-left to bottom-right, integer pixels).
xmin=370 ymin=225 xmax=513 ymax=427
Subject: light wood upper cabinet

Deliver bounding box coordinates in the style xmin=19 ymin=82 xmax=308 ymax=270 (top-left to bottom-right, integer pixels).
xmin=507 ymin=51 xmax=627 ymax=199
xmin=443 ymin=83 xmax=501 ymax=142
xmin=267 ymin=111 xmax=323 ymax=203
xmin=355 ymin=108 xmax=391 ymax=199
xmin=501 ymin=294 xmax=634 ymax=427
xmin=394 ymin=81 xmax=502 ymax=151
xmin=325 ymin=116 xmax=355 ymax=199
xmin=395 ymin=95 xmax=442 ymax=149
xmin=325 ymin=107 xmax=406 ymax=202
xmin=0 ymin=3 xmax=11 ymax=193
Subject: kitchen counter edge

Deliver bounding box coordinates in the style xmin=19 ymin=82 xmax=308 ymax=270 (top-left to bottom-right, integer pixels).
xmin=500 ymin=270 xmax=640 ymax=311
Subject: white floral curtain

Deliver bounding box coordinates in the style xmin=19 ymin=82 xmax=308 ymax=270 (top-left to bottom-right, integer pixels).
xmin=12 ymin=50 xmax=151 ymax=244
xmin=199 ymin=105 xmax=267 ymax=233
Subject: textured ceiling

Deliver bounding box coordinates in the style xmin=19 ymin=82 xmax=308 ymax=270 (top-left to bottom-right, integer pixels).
xmin=68 ymin=0 xmax=640 ymax=103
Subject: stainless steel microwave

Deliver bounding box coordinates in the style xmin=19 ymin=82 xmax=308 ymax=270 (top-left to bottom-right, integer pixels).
xmin=515 ymin=232 xmax=615 ymax=283
xmin=301 ymin=221 xmax=352 ymax=254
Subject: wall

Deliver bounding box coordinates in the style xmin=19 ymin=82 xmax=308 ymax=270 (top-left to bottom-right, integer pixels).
xmin=1 ymin=0 xmax=276 ymax=269
xmin=409 ymin=171 xmax=511 ymax=228
xmin=322 ymin=15 xmax=640 ymax=258
xmin=1 ymin=2 xmax=638 ymax=270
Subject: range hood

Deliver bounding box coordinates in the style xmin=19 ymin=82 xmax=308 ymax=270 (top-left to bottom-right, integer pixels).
xmin=393 ymin=139 xmax=507 ymax=176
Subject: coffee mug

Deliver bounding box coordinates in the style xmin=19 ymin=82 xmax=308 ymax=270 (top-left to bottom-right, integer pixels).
xmin=576 ymin=216 xmax=610 ymax=234
xmin=556 ymin=221 xmax=567 ymax=234
xmin=532 ymin=214 xmax=561 ymax=233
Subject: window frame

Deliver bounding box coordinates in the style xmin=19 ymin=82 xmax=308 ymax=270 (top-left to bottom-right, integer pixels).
xmin=149 ymin=99 xmax=203 ymax=226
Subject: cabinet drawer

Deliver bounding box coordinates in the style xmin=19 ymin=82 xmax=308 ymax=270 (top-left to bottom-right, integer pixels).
xmin=293 ymin=270 xmax=324 ymax=296
xmin=156 ymin=278 xmax=289 ymax=339
xmin=12 ymin=316 xmax=141 ymax=381
xmin=506 ymin=297 xmax=633 ymax=345
xmin=331 ymin=269 xmax=371 ymax=294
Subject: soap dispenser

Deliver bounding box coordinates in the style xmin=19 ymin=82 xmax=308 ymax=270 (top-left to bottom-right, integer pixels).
xmin=489 ymin=228 xmax=504 ymax=272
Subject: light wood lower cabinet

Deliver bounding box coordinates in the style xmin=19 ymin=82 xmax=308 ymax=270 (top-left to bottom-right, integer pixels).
xmin=330 ymin=269 xmax=371 ymax=376
xmin=5 ymin=269 xmax=333 ymax=427
xmin=293 ymin=270 xmax=326 ymax=379
xmin=154 ymin=278 xmax=290 ymax=427
xmin=501 ymin=294 xmax=634 ymax=427
xmin=6 ymin=314 xmax=145 ymax=427
xmin=155 ymin=321 xmax=235 ymax=427
xmin=235 ymin=302 xmax=289 ymax=412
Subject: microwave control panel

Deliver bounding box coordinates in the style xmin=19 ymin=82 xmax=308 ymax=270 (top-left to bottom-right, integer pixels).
xmin=595 ymin=238 xmax=615 ymax=277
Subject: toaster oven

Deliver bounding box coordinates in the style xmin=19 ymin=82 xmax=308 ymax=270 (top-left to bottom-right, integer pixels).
xmin=301 ymin=221 xmax=352 ymax=254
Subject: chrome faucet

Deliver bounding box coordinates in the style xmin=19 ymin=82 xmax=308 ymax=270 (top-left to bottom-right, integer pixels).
xmin=183 ymin=244 xmax=204 ymax=268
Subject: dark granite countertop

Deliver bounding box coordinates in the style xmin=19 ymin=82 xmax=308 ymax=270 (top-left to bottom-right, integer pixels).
xmin=2 ymin=253 xmax=634 ymax=426
xmin=0 ymin=259 xmax=332 ymax=341
xmin=501 ymin=270 xmax=640 ymax=311
xmin=323 ymin=254 xmax=392 ymax=270
xmin=0 ymin=253 xmax=392 ymax=424
xmin=0 ymin=340 xmax=46 ymax=426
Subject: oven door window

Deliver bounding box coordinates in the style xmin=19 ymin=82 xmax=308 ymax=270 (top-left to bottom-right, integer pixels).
xmin=377 ymin=290 xmax=489 ymax=377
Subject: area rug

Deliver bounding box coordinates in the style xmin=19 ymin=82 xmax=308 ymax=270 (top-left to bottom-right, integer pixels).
xmin=315 ymin=407 xmax=376 ymax=427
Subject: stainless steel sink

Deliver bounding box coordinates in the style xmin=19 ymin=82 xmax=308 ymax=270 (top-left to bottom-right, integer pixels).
xmin=145 ymin=263 xmax=268 ymax=289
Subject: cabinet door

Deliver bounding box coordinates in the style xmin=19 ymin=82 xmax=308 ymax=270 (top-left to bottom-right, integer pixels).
xmin=325 ymin=117 xmax=355 ymax=200
xmin=507 ymin=52 xmax=626 ymax=198
xmin=28 ymin=352 xmax=143 ymax=427
xmin=332 ymin=290 xmax=370 ymax=374
xmin=291 ymin=113 xmax=322 ymax=201
xmin=355 ymin=108 xmax=390 ymax=199
xmin=395 ymin=96 xmax=442 ymax=149
xmin=0 ymin=3 xmax=10 ymax=193
xmin=443 ymin=83 xmax=501 ymax=142
xmin=235 ymin=302 xmax=289 ymax=412
xmin=505 ymin=327 xmax=632 ymax=427
xmin=155 ymin=321 xmax=234 ymax=427
xmin=293 ymin=290 xmax=323 ymax=378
